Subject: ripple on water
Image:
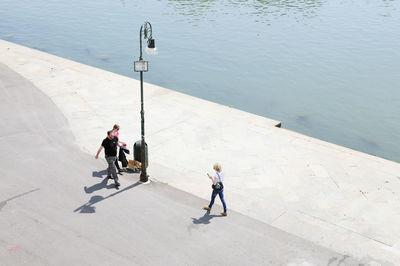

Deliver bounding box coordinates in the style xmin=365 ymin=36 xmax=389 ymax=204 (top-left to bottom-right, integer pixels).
xmin=166 ymin=0 xmax=326 ymax=25
xmin=359 ymin=137 xmax=379 ymax=151
xmin=98 ymin=55 xmax=110 ymax=62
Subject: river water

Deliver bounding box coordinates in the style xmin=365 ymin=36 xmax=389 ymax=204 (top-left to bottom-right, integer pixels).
xmin=1 ymin=0 xmax=399 ymax=162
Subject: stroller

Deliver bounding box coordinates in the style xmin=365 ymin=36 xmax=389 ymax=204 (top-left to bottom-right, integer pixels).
xmin=119 ymin=145 xmax=141 ymax=173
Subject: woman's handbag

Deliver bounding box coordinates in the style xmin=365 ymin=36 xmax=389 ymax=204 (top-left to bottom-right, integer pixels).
xmin=211 ymin=172 xmax=224 ymax=191
xmin=212 ymin=182 xmax=224 ymax=191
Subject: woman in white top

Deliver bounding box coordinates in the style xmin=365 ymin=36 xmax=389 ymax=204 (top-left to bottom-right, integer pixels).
xmin=204 ymin=163 xmax=227 ymax=216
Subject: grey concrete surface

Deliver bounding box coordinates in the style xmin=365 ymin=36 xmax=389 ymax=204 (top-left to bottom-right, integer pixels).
xmin=1 ymin=39 xmax=399 ymax=265
xmin=0 ymin=62 xmax=366 ymax=265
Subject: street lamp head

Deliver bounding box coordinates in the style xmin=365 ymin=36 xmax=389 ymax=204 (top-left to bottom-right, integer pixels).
xmin=145 ymin=38 xmax=158 ymax=55
xmin=148 ymin=38 xmax=155 ymax=48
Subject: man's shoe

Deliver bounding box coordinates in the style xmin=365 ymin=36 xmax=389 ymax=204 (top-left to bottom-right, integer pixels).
xmin=107 ymin=175 xmax=113 ymax=179
xmin=203 ymin=206 xmax=211 ymax=211
xmin=118 ymin=171 xmax=123 ymax=175
xmin=115 ymin=182 xmax=120 ymax=189
xmin=220 ymin=212 xmax=227 ymax=216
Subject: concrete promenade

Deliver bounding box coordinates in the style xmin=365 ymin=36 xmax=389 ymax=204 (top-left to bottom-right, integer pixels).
xmin=0 ymin=59 xmax=358 ymax=265
xmin=0 ymin=39 xmax=399 ymax=264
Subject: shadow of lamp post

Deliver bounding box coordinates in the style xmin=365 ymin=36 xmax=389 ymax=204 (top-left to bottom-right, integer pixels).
xmin=134 ymin=21 xmax=157 ymax=183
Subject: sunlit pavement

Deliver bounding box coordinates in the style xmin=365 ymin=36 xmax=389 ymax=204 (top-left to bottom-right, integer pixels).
xmin=0 ymin=39 xmax=399 ymax=265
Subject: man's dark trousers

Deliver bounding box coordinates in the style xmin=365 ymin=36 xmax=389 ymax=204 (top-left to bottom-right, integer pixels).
xmin=106 ymin=155 xmax=119 ymax=183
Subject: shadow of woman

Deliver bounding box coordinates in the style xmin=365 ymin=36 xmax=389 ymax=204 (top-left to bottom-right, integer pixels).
xmin=74 ymin=181 xmax=142 ymax=214
xmin=192 ymin=211 xmax=223 ymax=225
xmin=92 ymin=169 xmax=108 ymax=178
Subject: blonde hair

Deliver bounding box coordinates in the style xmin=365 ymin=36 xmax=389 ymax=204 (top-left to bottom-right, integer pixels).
xmin=213 ymin=163 xmax=222 ymax=173
xmin=113 ymin=124 xmax=120 ymax=130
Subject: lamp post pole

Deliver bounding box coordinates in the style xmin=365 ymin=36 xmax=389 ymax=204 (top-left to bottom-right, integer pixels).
xmin=135 ymin=21 xmax=157 ymax=183
xmin=139 ymin=64 xmax=146 ymax=183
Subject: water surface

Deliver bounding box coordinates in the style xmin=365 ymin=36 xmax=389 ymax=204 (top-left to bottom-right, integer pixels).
xmin=1 ymin=0 xmax=399 ymax=162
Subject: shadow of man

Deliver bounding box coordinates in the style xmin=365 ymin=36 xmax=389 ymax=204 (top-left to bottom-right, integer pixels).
xmin=192 ymin=210 xmax=223 ymax=225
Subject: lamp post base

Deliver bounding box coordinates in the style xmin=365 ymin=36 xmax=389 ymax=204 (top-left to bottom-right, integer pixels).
xmin=140 ymin=172 xmax=149 ymax=183
xmin=139 ymin=179 xmax=150 ymax=184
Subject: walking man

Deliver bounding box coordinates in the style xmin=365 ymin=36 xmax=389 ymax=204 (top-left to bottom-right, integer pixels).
xmin=95 ymin=130 xmax=121 ymax=189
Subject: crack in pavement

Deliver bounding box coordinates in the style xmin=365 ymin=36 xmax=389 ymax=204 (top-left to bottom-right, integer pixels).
xmin=0 ymin=188 xmax=40 ymax=212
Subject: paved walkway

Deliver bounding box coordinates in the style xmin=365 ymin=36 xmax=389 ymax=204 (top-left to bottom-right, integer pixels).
xmin=0 ymin=61 xmax=364 ymax=265
xmin=0 ymin=39 xmax=399 ymax=264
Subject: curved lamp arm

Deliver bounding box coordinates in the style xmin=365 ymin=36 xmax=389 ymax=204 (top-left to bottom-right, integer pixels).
xmin=139 ymin=21 xmax=156 ymax=60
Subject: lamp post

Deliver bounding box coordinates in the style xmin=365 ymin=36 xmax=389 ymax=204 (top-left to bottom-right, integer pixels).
xmin=134 ymin=21 xmax=157 ymax=183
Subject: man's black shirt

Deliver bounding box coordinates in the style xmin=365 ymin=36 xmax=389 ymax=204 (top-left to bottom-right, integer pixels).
xmin=102 ymin=136 xmax=118 ymax=156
